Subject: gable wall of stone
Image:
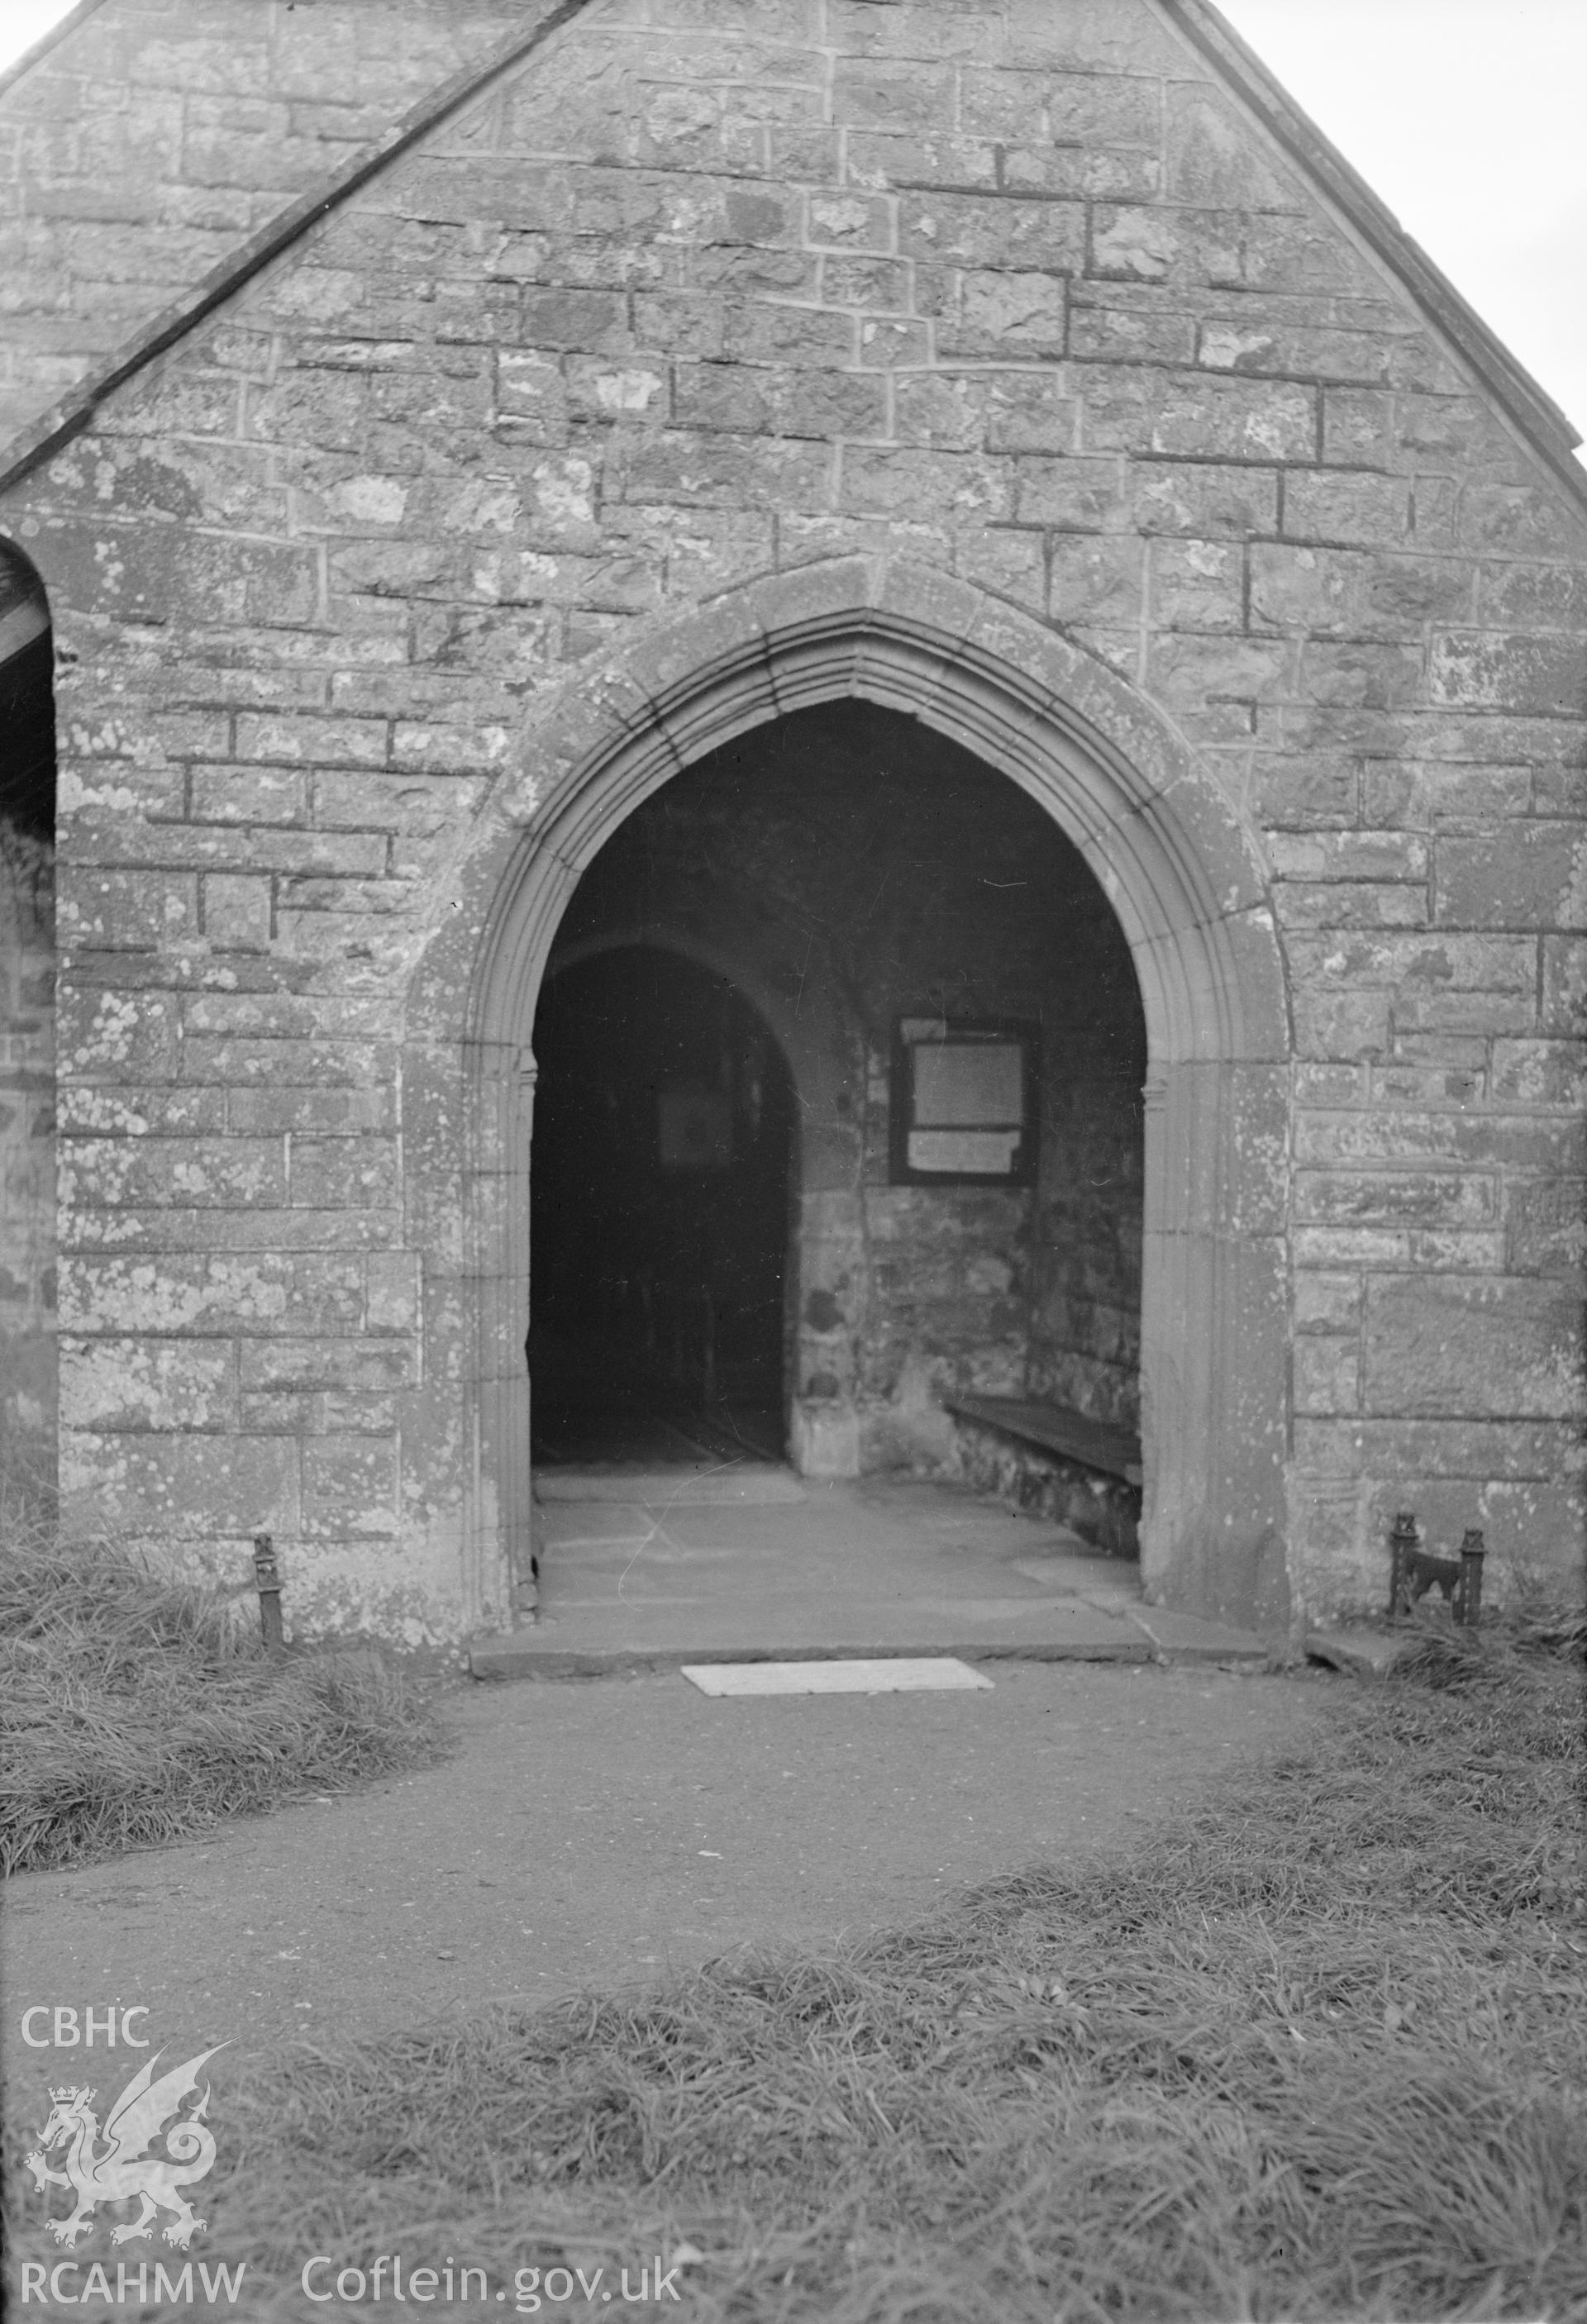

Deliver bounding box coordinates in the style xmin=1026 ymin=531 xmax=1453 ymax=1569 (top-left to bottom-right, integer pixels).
xmin=1 ymin=0 xmax=1582 ymax=1635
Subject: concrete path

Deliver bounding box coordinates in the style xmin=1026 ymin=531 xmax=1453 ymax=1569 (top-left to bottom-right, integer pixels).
xmin=475 ymin=1469 xmax=1268 ymax=1676
xmin=4 ymin=1656 xmax=1325 ymax=2100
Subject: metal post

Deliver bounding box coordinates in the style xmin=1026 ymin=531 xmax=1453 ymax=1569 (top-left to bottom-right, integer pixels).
xmin=1457 ymin=1527 xmax=1485 ymax=1628
xmin=252 ymin=1531 xmax=285 ymax=1652
xmin=1389 ymin=1509 xmax=1418 ymax=1617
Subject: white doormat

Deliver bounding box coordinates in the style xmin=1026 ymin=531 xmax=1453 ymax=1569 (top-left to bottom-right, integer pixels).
xmin=680 ymin=1657 xmax=993 ymax=1696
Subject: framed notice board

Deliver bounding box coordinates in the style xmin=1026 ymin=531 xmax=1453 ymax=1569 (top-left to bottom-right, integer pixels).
xmin=889 ymin=1018 xmax=1039 ymax=1187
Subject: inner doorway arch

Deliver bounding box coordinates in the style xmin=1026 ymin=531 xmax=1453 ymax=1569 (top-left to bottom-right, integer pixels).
xmin=529 ymin=939 xmax=797 ymax=1467
xmin=447 ymin=561 xmax=1294 ymax=1633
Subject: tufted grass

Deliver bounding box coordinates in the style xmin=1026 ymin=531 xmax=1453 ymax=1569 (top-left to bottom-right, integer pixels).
xmin=0 ymin=1521 xmax=446 ymax=1874
xmin=11 ymin=1602 xmax=1582 ymax=2322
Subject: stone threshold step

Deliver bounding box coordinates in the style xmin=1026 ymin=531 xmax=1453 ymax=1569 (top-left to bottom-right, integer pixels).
xmin=536 ymin=1465 xmax=805 ymax=1504
xmin=1126 ymin=1607 xmax=1273 ymax=1663
xmin=469 ymin=1612 xmax=1269 ymax=1683
xmin=471 ymin=1636 xmax=1151 ymax=1681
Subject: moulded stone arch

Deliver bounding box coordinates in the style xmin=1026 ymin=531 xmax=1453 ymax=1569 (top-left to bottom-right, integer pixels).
xmin=409 ymin=559 xmax=1295 ymax=1635
xmin=0 ymin=532 xmax=58 ymax=1496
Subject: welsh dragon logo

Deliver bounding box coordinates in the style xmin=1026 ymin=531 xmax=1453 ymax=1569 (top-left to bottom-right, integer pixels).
xmin=24 ymin=2046 xmax=226 ymax=2250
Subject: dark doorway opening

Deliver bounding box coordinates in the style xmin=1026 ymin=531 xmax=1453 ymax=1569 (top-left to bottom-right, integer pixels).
xmin=529 ymin=944 xmax=794 ymax=1467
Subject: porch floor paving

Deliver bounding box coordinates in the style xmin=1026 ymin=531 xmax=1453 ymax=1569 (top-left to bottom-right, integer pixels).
xmin=469 ymin=1465 xmax=1270 ymax=1679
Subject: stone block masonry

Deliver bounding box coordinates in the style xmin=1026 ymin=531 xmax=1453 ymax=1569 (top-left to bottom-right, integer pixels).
xmin=0 ymin=0 xmax=1583 ymax=1637
xmin=0 ymin=0 xmax=528 ymax=446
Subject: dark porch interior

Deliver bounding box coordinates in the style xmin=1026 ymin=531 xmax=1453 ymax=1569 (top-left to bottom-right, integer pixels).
xmin=527 ymin=702 xmax=1146 ymax=1527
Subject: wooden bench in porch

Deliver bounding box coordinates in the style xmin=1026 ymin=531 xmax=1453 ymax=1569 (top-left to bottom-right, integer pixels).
xmin=941 ymin=1394 xmax=1142 ymax=1489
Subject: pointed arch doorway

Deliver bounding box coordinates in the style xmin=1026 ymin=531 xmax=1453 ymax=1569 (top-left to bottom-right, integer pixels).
xmin=449 ymin=563 xmax=1294 ymax=1636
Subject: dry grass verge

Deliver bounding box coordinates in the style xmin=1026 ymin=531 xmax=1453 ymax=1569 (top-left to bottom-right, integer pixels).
xmin=1 ymin=1526 xmax=446 ymax=1874
xmin=9 ymin=1607 xmax=1582 ymax=2321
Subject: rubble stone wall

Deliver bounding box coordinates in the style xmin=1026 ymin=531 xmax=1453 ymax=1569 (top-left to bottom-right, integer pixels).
xmin=0 ymin=0 xmax=1581 ymax=1636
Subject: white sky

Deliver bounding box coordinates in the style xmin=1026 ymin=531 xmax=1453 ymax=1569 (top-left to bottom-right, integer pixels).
xmin=1 ymin=0 xmax=1583 ymax=456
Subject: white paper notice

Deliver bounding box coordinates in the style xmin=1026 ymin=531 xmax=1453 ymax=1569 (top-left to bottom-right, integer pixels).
xmin=913 ymin=1040 xmax=1023 ymax=1125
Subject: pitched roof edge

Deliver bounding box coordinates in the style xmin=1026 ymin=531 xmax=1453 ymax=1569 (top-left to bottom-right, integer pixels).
xmin=1159 ymin=0 xmax=1587 ymax=509
xmin=0 ymin=0 xmax=585 ymax=501
xmin=0 ymin=0 xmax=113 ymax=103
